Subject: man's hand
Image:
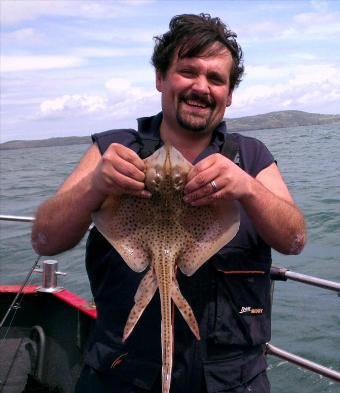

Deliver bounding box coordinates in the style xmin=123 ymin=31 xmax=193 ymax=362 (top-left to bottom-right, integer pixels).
xmin=32 ymin=143 xmax=150 ymax=256
xmin=183 ymin=153 xmax=306 ymax=255
xmin=183 ymin=153 xmax=250 ymax=205
xmin=91 ymin=143 xmax=151 ymax=199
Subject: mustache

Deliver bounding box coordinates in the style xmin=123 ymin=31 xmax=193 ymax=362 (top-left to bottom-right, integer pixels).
xmin=180 ymin=92 xmax=215 ymax=108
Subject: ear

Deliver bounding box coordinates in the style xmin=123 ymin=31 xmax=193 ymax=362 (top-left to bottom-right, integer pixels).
xmin=156 ymin=71 xmax=163 ymax=92
xmin=225 ymin=91 xmax=233 ymax=107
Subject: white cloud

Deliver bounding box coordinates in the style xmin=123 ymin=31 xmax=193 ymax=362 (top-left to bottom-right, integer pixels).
xmin=75 ymin=46 xmax=150 ymax=58
xmin=1 ymin=1 xmax=76 ymax=25
xmin=245 ymin=65 xmax=291 ymax=80
xmin=117 ymin=0 xmax=154 ymax=5
xmin=290 ymin=63 xmax=338 ymax=85
xmin=292 ymin=11 xmax=340 ymax=37
xmin=35 ymin=60 xmax=340 ymax=127
xmin=37 ymin=78 xmax=158 ymax=121
xmin=231 ymin=63 xmax=340 ymax=116
xmin=288 ymin=52 xmax=318 ymax=61
xmin=105 ymin=78 xmax=132 ymax=92
xmin=40 ymin=94 xmax=108 ymax=117
xmin=240 ymin=9 xmax=340 ymax=43
xmin=310 ymin=0 xmax=330 ymax=13
xmin=0 ymin=0 xmax=155 ymax=26
xmin=72 ymin=26 xmax=156 ymax=45
xmin=105 ymin=78 xmax=155 ymax=103
xmin=293 ymin=11 xmax=333 ymax=24
xmin=1 ymin=28 xmax=45 ymax=45
xmin=1 ymin=55 xmax=84 ymax=72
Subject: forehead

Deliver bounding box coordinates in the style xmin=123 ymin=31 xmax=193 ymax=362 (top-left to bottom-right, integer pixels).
xmin=172 ymin=43 xmax=233 ymax=70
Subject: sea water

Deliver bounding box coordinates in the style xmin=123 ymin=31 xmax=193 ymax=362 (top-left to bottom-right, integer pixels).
xmin=0 ymin=123 xmax=339 ymax=392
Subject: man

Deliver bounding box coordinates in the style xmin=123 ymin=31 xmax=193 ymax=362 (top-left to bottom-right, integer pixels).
xmin=32 ymin=14 xmax=306 ymax=393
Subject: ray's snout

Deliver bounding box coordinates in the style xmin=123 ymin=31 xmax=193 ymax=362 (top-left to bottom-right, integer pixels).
xmin=145 ymin=166 xmax=164 ymax=192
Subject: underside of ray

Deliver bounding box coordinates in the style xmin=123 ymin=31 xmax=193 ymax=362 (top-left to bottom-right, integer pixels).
xmin=171 ymin=276 xmax=200 ymax=339
xmin=92 ymin=143 xmax=240 ymax=393
xmin=176 ymin=199 xmax=240 ymax=276
xmin=123 ymin=269 xmax=158 ymax=341
xmin=92 ymin=194 xmax=152 ymax=273
xmin=92 ymin=144 xmax=240 ymax=278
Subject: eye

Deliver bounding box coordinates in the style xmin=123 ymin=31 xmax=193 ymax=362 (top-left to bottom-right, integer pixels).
xmin=208 ymin=73 xmax=226 ymax=86
xmin=179 ymin=68 xmax=196 ymax=78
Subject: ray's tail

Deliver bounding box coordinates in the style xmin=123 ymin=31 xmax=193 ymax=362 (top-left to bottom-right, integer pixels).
xmin=157 ymin=261 xmax=174 ymax=393
xmin=157 ymin=263 xmax=200 ymax=393
xmin=161 ymin=302 xmax=173 ymax=393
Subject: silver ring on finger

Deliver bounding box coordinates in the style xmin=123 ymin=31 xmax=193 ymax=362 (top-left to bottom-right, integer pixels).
xmin=210 ymin=180 xmax=218 ymax=193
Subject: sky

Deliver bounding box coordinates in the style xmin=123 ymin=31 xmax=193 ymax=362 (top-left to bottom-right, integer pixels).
xmin=1 ymin=0 xmax=340 ymax=142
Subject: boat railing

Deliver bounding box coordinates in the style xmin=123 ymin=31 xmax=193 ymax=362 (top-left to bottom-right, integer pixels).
xmin=270 ymin=265 xmax=340 ymax=294
xmin=1 ymin=214 xmax=340 ymax=383
xmin=269 ymin=267 xmax=340 ymax=383
xmin=0 ymin=214 xmax=35 ymax=222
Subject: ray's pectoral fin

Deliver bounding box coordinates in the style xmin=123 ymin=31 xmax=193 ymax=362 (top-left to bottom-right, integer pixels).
xmin=123 ymin=269 xmax=158 ymax=341
xmin=92 ymin=194 xmax=155 ymax=273
xmin=171 ymin=276 xmax=200 ymax=340
xmin=177 ymin=200 xmax=240 ymax=276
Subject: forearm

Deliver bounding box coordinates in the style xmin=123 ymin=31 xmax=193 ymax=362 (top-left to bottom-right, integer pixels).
xmin=31 ymin=142 xmax=149 ymax=256
xmin=240 ymin=177 xmax=306 ymax=255
xmin=31 ymin=174 xmax=104 ymax=256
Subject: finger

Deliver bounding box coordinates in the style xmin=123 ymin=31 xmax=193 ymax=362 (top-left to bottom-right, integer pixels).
xmin=115 ymin=174 xmax=145 ymax=191
xmin=114 ymin=144 xmax=145 ymax=172
xmin=186 ymin=156 xmax=216 ymax=183
xmin=128 ymin=189 xmax=152 ymax=199
xmin=183 ymin=182 xmax=215 ymax=203
xmin=185 ymin=165 xmax=217 ymax=194
xmin=104 ymin=144 xmax=145 ymax=182
xmin=103 ymin=168 xmax=145 ymax=192
xmin=186 ymin=190 xmax=226 ymax=207
xmin=185 ymin=192 xmax=217 ymax=207
xmin=112 ymin=155 xmax=146 ymax=182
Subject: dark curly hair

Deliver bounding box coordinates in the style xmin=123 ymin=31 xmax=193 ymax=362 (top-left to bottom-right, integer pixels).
xmin=151 ymin=13 xmax=244 ymax=91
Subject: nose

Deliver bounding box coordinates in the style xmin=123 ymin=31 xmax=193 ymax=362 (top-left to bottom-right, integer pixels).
xmin=191 ymin=76 xmax=209 ymax=95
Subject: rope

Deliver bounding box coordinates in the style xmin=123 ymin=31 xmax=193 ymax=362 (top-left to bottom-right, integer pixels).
xmin=0 ymin=255 xmax=41 ymax=337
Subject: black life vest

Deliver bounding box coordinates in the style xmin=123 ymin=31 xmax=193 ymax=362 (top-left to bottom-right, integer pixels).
xmin=84 ymin=114 xmax=273 ymax=392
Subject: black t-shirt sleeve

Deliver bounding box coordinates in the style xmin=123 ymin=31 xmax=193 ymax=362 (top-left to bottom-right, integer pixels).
xmin=234 ymin=134 xmax=275 ymax=177
xmin=91 ymin=129 xmax=139 ymax=155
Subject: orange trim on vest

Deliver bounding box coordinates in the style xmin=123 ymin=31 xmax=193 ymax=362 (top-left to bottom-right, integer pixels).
xmin=111 ymin=352 xmax=128 ymax=368
xmin=217 ymin=269 xmax=265 ymax=275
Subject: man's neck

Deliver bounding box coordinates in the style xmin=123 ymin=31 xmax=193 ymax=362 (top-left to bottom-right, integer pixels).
xmin=159 ymin=121 xmax=212 ymax=163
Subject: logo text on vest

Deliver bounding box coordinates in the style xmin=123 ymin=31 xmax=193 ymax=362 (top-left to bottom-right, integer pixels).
xmin=239 ymin=306 xmax=263 ymax=315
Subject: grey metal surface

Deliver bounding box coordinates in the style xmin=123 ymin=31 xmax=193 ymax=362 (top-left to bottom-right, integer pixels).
xmin=34 ymin=260 xmax=66 ymax=293
xmin=266 ymin=343 xmax=340 ymax=383
xmin=271 ymin=265 xmax=340 ymax=294
xmin=285 ymin=270 xmax=340 ymax=293
xmin=0 ymin=215 xmax=34 ymax=222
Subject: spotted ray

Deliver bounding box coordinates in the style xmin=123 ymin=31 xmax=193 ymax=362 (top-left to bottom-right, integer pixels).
xmin=92 ymin=144 xmax=240 ymax=393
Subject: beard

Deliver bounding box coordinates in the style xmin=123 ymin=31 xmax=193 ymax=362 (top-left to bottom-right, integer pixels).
xmin=176 ymin=92 xmax=216 ymax=133
xmin=176 ymin=110 xmax=211 ymax=132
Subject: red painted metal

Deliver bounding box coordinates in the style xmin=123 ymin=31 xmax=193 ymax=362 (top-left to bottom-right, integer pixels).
xmin=54 ymin=289 xmax=97 ymax=319
xmin=0 ymin=285 xmax=38 ymax=294
xmin=0 ymin=285 xmax=97 ymax=319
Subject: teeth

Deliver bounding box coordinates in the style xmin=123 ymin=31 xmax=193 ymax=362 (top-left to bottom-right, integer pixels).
xmin=185 ymin=100 xmax=207 ymax=108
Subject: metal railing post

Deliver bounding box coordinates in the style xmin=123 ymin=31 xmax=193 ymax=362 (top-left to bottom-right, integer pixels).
xmin=266 ymin=343 xmax=340 ymax=383
xmin=270 ymin=266 xmax=340 ymax=294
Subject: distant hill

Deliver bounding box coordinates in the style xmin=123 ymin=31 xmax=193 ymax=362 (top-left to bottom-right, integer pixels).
xmin=1 ymin=110 xmax=339 ymax=150
xmin=0 ymin=136 xmax=91 ymax=150
xmin=225 ymin=110 xmax=340 ymax=132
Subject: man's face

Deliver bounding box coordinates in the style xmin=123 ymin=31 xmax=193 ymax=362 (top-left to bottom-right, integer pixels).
xmin=156 ymin=44 xmax=233 ymax=135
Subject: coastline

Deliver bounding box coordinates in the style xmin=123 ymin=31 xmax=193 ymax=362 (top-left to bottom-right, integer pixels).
xmin=1 ymin=110 xmax=339 ymax=150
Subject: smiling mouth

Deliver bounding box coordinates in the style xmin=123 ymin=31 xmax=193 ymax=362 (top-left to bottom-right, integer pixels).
xmin=180 ymin=93 xmax=213 ymax=110
xmin=184 ymin=99 xmax=209 ymax=109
